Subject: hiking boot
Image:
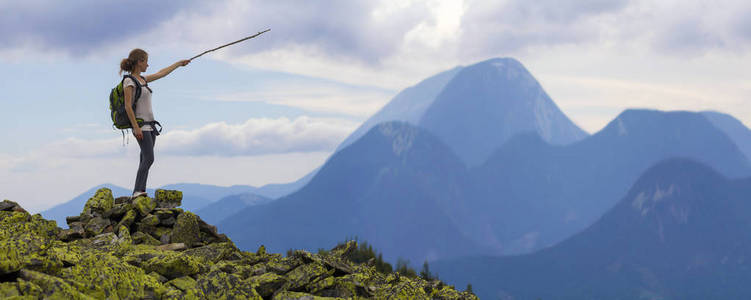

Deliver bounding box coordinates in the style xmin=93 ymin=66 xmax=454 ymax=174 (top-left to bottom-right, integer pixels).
xmin=132 ymin=191 xmax=147 ymax=199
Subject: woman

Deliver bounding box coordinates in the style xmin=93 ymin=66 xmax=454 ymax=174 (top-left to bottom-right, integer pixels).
xmin=120 ymin=49 xmax=190 ymax=198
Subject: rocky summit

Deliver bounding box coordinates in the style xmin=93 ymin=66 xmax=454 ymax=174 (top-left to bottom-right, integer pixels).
xmin=0 ymin=188 xmax=477 ymax=299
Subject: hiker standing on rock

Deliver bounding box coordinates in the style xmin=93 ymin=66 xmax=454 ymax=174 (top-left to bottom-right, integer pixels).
xmin=119 ymin=49 xmax=189 ymax=198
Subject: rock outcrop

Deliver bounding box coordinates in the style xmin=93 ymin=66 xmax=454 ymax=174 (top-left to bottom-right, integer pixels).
xmin=0 ymin=188 xmax=477 ymax=299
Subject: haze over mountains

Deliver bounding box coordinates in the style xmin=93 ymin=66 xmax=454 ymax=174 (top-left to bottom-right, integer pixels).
xmin=217 ymin=57 xmax=751 ymax=264
xmin=433 ymin=159 xmax=751 ymax=300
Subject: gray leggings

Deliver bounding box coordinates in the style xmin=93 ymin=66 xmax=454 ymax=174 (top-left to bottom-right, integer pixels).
xmin=134 ymin=131 xmax=156 ymax=193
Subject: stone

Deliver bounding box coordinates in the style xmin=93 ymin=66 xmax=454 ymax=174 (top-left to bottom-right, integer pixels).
xmin=141 ymin=214 xmax=160 ymax=226
xmin=167 ymin=276 xmax=205 ymax=298
xmin=182 ymin=242 xmax=239 ymax=263
xmin=0 ymin=200 xmax=18 ymax=211
xmin=133 ymin=196 xmax=157 ymax=217
xmin=65 ymin=215 xmax=81 ymax=224
xmin=84 ymin=216 xmax=111 ymax=237
xmin=142 ymin=252 xmax=202 ymax=279
xmin=82 ymin=187 xmax=115 ymax=216
xmin=196 ymin=268 xmax=261 ymax=299
xmin=20 ymin=269 xmax=90 ymax=299
xmin=117 ymin=209 xmax=137 ymax=229
xmin=104 ymin=203 xmax=132 ymax=220
xmin=160 ymin=216 xmax=176 ymax=226
xmin=132 ymin=232 xmax=161 ymax=246
xmin=172 ymin=211 xmax=200 ymax=247
xmin=92 ymin=232 xmax=118 ymax=247
xmin=156 ymin=243 xmax=187 ymax=251
xmin=115 ymin=196 xmax=132 ymax=204
xmin=283 ymin=263 xmax=330 ymax=291
xmin=273 ymin=291 xmax=342 ymax=300
xmin=155 ymin=189 xmax=182 ymax=208
xmin=246 ymin=272 xmax=286 ymax=298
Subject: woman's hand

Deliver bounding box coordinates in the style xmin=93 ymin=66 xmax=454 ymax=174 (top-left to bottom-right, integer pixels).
xmin=133 ymin=127 xmax=143 ymax=140
xmin=179 ymin=59 xmax=190 ymax=67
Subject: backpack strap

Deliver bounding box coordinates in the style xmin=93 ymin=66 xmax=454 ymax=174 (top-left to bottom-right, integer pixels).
xmin=123 ymin=74 xmax=142 ymax=103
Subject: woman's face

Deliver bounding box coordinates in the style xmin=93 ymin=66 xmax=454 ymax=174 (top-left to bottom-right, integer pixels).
xmin=137 ymin=56 xmax=149 ymax=72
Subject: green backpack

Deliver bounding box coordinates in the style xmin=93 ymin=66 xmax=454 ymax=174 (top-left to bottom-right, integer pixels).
xmin=109 ymin=74 xmax=144 ymax=129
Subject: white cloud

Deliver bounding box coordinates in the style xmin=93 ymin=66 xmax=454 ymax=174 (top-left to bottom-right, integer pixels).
xmin=158 ymin=116 xmax=358 ymax=156
xmin=7 ymin=116 xmax=359 ymax=161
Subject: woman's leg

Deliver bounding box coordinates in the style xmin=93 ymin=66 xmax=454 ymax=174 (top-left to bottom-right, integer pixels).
xmin=134 ymin=131 xmax=156 ymax=193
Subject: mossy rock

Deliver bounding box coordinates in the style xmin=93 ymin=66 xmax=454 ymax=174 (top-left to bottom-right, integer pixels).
xmin=0 ymin=282 xmax=22 ymax=298
xmin=172 ymin=211 xmax=199 ymax=247
xmin=273 ymin=291 xmax=345 ymax=300
xmin=58 ymin=251 xmax=166 ymax=299
xmin=116 ymin=209 xmax=137 ymax=229
xmin=81 ymin=188 xmax=114 ymax=216
xmin=155 ymin=189 xmax=183 ymax=208
xmin=132 ymin=231 xmax=161 ymax=246
xmin=20 ymin=269 xmax=93 ymax=299
xmin=196 ymin=268 xmax=262 ymax=299
xmin=246 ymin=272 xmax=287 ymax=298
xmin=133 ymin=196 xmax=157 ymax=217
xmin=142 ymin=251 xmax=203 ymax=279
xmin=0 ymin=211 xmax=61 ymax=275
xmin=167 ymin=276 xmax=205 ymax=299
xmin=182 ymin=242 xmax=240 ymax=263
xmin=283 ymin=262 xmax=331 ymax=291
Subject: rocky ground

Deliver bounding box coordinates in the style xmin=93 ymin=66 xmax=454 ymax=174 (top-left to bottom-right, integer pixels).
xmin=0 ymin=188 xmax=478 ymax=299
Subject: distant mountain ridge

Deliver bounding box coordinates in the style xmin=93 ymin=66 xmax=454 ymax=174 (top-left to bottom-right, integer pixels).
xmin=434 ymin=158 xmax=751 ymax=300
xmin=218 ymin=58 xmax=751 ymax=266
xmin=221 ymin=122 xmax=488 ymax=264
xmin=467 ymin=109 xmax=751 ymax=254
xmin=419 ymin=57 xmax=588 ymax=166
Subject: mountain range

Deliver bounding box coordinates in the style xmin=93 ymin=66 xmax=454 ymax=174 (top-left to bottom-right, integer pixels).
xmin=433 ymin=158 xmax=751 ymax=300
xmin=216 ymin=58 xmax=751 ymax=266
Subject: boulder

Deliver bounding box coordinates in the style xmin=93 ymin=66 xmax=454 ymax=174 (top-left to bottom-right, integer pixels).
xmin=155 ymin=189 xmax=182 ymax=208
xmin=82 ymin=188 xmax=114 ymax=216
xmin=133 ymin=196 xmax=157 ymax=217
xmin=172 ymin=211 xmax=200 ymax=247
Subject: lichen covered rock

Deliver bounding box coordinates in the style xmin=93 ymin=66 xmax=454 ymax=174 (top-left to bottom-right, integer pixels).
xmin=156 ymin=189 xmax=183 ymax=208
xmin=0 ymin=190 xmax=478 ymax=299
xmin=81 ymin=188 xmax=114 ymax=216
xmin=172 ymin=211 xmax=200 ymax=247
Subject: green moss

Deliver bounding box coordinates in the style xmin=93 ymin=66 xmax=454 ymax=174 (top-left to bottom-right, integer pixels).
xmin=196 ymin=268 xmax=262 ymax=299
xmin=246 ymin=272 xmax=286 ymax=297
xmin=132 ymin=231 xmax=161 ymax=246
xmin=142 ymin=251 xmax=203 ymax=279
xmin=273 ymin=291 xmax=345 ymax=300
xmin=0 ymin=282 xmax=20 ymax=297
xmin=156 ymin=189 xmax=183 ymax=208
xmin=283 ymin=262 xmax=330 ymax=291
xmin=20 ymin=269 xmax=93 ymax=299
xmin=183 ymin=242 xmax=240 ymax=263
xmin=141 ymin=214 xmax=159 ymax=226
xmin=59 ymin=251 xmax=166 ymax=299
xmin=82 ymin=188 xmax=114 ymax=216
xmin=116 ymin=209 xmax=137 ymax=229
xmin=133 ymin=196 xmax=157 ymax=217
xmin=0 ymin=211 xmax=61 ymax=275
xmin=172 ymin=211 xmax=199 ymax=246
xmin=167 ymin=276 xmax=205 ymax=299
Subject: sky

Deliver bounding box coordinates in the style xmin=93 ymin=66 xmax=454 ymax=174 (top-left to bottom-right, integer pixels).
xmin=1 ymin=0 xmax=750 ymax=213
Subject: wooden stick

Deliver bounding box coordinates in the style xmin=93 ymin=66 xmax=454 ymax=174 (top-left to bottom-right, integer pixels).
xmin=189 ymin=29 xmax=271 ymax=61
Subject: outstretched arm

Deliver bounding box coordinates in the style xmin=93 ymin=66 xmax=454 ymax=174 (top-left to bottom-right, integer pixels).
xmin=145 ymin=59 xmax=190 ymax=82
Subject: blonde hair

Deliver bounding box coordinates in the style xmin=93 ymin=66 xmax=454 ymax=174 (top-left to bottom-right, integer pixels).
xmin=119 ymin=48 xmax=148 ymax=75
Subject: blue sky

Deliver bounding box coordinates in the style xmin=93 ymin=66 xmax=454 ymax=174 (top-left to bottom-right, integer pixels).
xmin=2 ymin=0 xmax=750 ymax=212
